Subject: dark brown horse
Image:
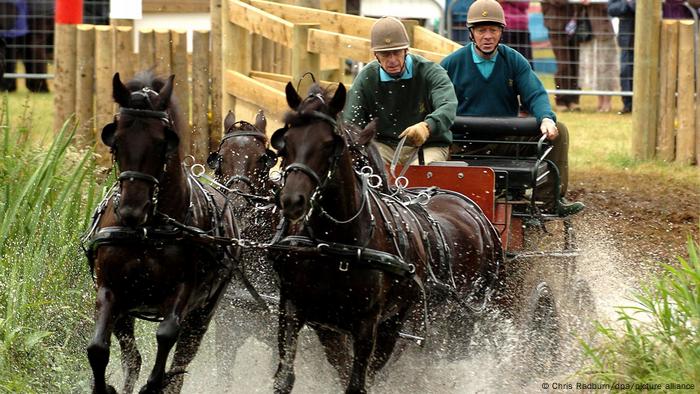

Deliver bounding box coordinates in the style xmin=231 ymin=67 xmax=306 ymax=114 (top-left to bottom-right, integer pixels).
xmin=207 ymin=110 xmax=281 ymax=386
xmin=83 ymin=72 xmax=238 ymax=394
xmin=269 ymin=82 xmax=504 ymax=393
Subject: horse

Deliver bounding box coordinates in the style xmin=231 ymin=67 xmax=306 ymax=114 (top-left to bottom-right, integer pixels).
xmin=268 ymin=81 xmax=505 ymax=393
xmin=206 ymin=110 xmax=281 ymax=385
xmin=83 ymin=72 xmax=239 ymax=394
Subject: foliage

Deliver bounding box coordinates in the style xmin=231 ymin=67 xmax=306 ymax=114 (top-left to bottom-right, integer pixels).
xmin=580 ymin=235 xmax=700 ymax=389
xmin=0 ymin=95 xmax=99 ymax=393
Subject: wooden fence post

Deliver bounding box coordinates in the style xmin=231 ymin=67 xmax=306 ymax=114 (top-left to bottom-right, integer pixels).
xmin=75 ymin=24 xmax=95 ymax=146
xmin=192 ymin=30 xmax=211 ymax=162
xmin=676 ymin=20 xmax=696 ymax=164
xmin=139 ymin=29 xmax=156 ymax=72
xmin=211 ymin=0 xmax=223 ymax=148
xmin=631 ymin=0 xmax=661 ymax=160
xmin=262 ymin=37 xmax=274 ymax=73
xmin=154 ymin=29 xmax=172 ymax=76
xmin=94 ymin=26 xmax=115 ymax=166
xmin=115 ymin=26 xmax=135 ymax=80
xmin=657 ymin=20 xmax=678 ymax=161
xmin=53 ymin=24 xmax=78 ymax=132
xmin=291 ymin=23 xmax=321 ymax=95
xmin=53 ymin=0 xmax=82 ymax=132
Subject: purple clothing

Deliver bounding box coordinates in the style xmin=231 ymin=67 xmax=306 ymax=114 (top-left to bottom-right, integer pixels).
xmin=502 ymin=1 xmax=530 ymax=31
xmin=663 ymin=0 xmax=694 ymax=19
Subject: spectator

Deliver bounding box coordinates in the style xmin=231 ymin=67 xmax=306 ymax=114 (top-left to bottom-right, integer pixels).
xmin=579 ymin=0 xmax=619 ymax=112
xmin=441 ymin=0 xmax=585 ymax=216
xmin=501 ymin=1 xmax=533 ymax=64
xmin=663 ymin=0 xmax=700 ymax=19
xmin=608 ymin=0 xmax=633 ymax=114
xmin=0 ymin=0 xmax=29 ymax=91
xmin=449 ymin=0 xmax=476 ymax=43
xmin=542 ymin=0 xmax=582 ymax=111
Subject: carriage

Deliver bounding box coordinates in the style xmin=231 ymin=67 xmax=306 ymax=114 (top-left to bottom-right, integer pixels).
xmin=83 ymin=75 xmax=594 ymax=394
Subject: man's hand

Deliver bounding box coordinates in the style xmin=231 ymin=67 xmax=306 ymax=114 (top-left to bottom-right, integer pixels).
xmin=399 ymin=121 xmax=430 ymax=146
xmin=540 ymin=118 xmax=559 ymax=140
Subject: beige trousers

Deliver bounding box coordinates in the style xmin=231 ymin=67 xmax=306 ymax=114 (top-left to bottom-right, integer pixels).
xmin=375 ymin=142 xmax=450 ymax=166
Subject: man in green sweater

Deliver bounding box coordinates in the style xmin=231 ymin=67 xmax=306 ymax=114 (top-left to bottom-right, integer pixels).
xmin=342 ymin=16 xmax=457 ymax=165
xmin=440 ymin=0 xmax=584 ymax=217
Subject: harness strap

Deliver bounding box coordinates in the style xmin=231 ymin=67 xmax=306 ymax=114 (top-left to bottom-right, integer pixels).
xmin=268 ymin=235 xmax=416 ymax=278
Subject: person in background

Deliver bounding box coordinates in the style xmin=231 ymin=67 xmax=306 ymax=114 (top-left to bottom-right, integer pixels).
xmin=441 ymin=0 xmax=585 ymax=217
xmin=501 ymin=1 xmax=533 ymax=65
xmin=579 ymin=0 xmax=619 ymax=112
xmin=541 ymin=0 xmax=581 ymax=112
xmin=343 ymin=16 xmax=457 ymax=166
xmin=663 ymin=0 xmax=700 ymax=19
xmin=449 ymin=0 xmax=476 ymax=44
xmin=607 ymin=0 xmax=634 ymax=114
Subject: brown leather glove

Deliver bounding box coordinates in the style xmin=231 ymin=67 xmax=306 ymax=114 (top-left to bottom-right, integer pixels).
xmin=399 ymin=121 xmax=430 ymax=146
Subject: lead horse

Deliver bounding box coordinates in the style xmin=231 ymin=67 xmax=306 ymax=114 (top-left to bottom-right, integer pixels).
xmin=83 ymin=72 xmax=238 ymax=394
xmin=269 ymin=82 xmax=504 ymax=393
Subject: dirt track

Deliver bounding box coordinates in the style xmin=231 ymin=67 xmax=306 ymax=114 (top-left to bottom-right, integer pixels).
xmin=569 ymin=169 xmax=699 ymax=267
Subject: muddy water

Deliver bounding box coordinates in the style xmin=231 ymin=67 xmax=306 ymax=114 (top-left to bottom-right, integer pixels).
xmin=108 ymin=217 xmax=640 ymax=393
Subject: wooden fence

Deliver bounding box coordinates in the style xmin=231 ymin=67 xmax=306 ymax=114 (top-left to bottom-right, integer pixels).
xmin=53 ymin=0 xmax=462 ymax=165
xmin=656 ymin=19 xmax=699 ymax=165
xmin=56 ymin=24 xmax=214 ymax=165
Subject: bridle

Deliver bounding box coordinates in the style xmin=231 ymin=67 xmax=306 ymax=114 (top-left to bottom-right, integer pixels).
xmin=106 ymin=90 xmax=176 ymax=222
xmin=276 ymin=106 xmax=370 ymax=226
xmin=207 ymin=120 xmax=274 ymax=195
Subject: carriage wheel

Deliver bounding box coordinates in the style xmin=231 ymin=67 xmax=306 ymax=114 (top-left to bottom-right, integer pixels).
xmin=522 ymin=281 xmax=560 ymax=377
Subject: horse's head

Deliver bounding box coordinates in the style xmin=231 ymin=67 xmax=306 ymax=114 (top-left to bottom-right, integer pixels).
xmin=272 ymin=82 xmax=347 ymax=222
xmin=207 ymin=110 xmax=276 ymax=194
xmin=101 ymin=72 xmax=181 ymax=226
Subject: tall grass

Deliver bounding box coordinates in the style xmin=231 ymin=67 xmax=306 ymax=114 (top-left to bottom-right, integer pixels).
xmin=0 ymin=95 xmax=101 ymax=393
xmin=580 ymin=235 xmax=700 ymax=389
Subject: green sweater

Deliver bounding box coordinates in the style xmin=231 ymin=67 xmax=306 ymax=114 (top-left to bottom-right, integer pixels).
xmin=342 ymin=54 xmax=458 ymax=147
xmin=440 ymin=44 xmax=556 ymax=124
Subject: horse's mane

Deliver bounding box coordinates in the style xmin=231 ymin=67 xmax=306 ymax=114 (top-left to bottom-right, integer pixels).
xmin=123 ymin=70 xmax=186 ymax=139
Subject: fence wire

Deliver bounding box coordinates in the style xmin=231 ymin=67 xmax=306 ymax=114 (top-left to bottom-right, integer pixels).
xmin=0 ymin=0 xmax=109 ymax=92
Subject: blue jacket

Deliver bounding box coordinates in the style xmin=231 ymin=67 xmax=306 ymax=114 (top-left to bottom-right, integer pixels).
xmin=608 ymin=0 xmax=635 ymax=49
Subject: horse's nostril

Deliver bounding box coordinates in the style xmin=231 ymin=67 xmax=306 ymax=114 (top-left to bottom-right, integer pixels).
xmin=281 ymin=193 xmax=307 ymax=220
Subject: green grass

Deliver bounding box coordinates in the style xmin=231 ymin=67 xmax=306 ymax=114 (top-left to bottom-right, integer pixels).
xmin=0 ymin=94 xmax=99 ymax=393
xmin=579 ymin=236 xmax=700 ymax=390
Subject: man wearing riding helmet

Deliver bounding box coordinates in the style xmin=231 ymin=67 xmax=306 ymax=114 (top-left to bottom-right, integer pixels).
xmin=342 ymin=16 xmax=457 ymax=165
xmin=440 ymin=0 xmax=584 ymax=217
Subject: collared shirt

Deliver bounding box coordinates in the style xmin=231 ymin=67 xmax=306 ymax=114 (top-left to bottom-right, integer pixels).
xmin=472 ymin=48 xmax=498 ymax=79
xmin=379 ymin=53 xmax=414 ymax=82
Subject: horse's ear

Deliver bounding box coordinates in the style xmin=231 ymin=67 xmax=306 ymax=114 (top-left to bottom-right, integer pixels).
xmin=329 ymin=83 xmax=346 ymax=116
xmin=224 ymin=110 xmax=235 ymax=132
xmin=255 ymin=110 xmax=267 ymax=133
xmin=285 ymin=82 xmax=302 ymax=110
xmin=101 ymin=121 xmax=117 ymax=148
xmin=112 ymin=73 xmax=130 ymax=107
xmin=156 ymin=74 xmax=175 ymax=111
xmin=357 ymin=118 xmax=378 ymax=146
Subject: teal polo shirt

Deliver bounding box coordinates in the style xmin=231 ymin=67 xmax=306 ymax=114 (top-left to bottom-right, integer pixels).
xmin=472 ymin=48 xmax=498 ymax=79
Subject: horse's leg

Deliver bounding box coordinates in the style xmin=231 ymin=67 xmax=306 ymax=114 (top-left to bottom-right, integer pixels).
xmin=166 ymin=284 xmax=228 ymax=394
xmin=347 ymin=315 xmax=380 ymax=394
xmin=315 ymin=328 xmax=352 ymax=386
xmin=273 ymin=296 xmax=304 ymax=394
xmin=114 ymin=316 xmax=141 ymax=394
xmin=139 ymin=283 xmax=189 ymax=394
xmin=87 ymin=287 xmax=118 ymax=394
xmin=369 ymin=311 xmax=407 ymax=381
